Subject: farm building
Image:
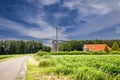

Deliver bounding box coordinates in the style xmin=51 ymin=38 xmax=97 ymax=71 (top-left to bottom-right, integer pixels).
xmin=83 ymin=44 xmax=111 ymax=52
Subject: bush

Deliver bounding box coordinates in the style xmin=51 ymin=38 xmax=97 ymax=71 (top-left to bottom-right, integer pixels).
xmin=38 ymin=59 xmax=56 ymax=67
xmin=35 ymin=50 xmax=120 ymax=56
xmin=54 ymin=65 xmax=74 ymax=75
xmin=42 ymin=54 xmax=52 ymax=59
xmin=36 ymin=51 xmax=50 ymax=56
xmin=51 ymin=51 xmax=104 ymax=55
xmin=109 ymin=51 xmax=120 ymax=54
xmin=51 ymin=51 xmax=92 ymax=55
xmin=51 ymin=51 xmax=120 ymax=55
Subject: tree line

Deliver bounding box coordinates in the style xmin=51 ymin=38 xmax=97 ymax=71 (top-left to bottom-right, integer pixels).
xmin=59 ymin=40 xmax=120 ymax=51
xmin=0 ymin=40 xmax=51 ymax=55
xmin=0 ymin=39 xmax=120 ymax=54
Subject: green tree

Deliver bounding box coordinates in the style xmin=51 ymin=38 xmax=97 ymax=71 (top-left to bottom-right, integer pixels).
xmin=112 ymin=42 xmax=119 ymax=51
xmin=104 ymin=46 xmax=109 ymax=52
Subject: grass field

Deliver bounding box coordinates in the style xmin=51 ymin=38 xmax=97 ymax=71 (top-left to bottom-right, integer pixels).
xmin=26 ymin=54 xmax=120 ymax=80
xmin=0 ymin=55 xmax=12 ymax=60
xmin=0 ymin=54 xmax=28 ymax=62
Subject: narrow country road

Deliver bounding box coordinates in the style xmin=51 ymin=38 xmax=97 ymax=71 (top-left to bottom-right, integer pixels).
xmin=0 ymin=56 xmax=28 ymax=80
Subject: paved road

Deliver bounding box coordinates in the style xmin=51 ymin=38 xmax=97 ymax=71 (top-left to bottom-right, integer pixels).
xmin=0 ymin=56 xmax=28 ymax=80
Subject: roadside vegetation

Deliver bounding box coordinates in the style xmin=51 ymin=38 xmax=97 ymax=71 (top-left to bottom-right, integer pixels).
xmin=35 ymin=50 xmax=120 ymax=55
xmin=0 ymin=54 xmax=28 ymax=62
xmin=0 ymin=55 xmax=12 ymax=60
xmin=51 ymin=51 xmax=120 ymax=55
xmin=25 ymin=51 xmax=120 ymax=80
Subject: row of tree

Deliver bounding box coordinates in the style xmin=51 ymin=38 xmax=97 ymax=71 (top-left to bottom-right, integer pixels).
xmin=0 ymin=39 xmax=120 ymax=54
xmin=59 ymin=40 xmax=120 ymax=51
xmin=0 ymin=40 xmax=51 ymax=55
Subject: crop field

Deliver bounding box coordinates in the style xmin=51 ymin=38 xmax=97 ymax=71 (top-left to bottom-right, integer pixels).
xmin=26 ymin=54 xmax=120 ymax=80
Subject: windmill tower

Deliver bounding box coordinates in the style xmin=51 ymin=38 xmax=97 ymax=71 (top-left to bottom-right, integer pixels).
xmin=51 ymin=40 xmax=57 ymax=52
xmin=51 ymin=27 xmax=59 ymax=52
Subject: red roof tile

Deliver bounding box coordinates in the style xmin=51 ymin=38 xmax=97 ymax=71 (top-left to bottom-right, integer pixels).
xmin=84 ymin=44 xmax=111 ymax=52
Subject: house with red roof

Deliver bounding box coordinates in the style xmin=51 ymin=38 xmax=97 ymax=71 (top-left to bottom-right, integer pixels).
xmin=83 ymin=44 xmax=111 ymax=52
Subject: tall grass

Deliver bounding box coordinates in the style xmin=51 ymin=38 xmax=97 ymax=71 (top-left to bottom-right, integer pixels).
xmin=0 ymin=54 xmax=27 ymax=62
xmin=28 ymin=51 xmax=120 ymax=80
xmin=51 ymin=51 xmax=120 ymax=55
xmin=76 ymin=67 xmax=113 ymax=80
xmin=39 ymin=58 xmax=56 ymax=67
xmin=0 ymin=55 xmax=12 ymax=60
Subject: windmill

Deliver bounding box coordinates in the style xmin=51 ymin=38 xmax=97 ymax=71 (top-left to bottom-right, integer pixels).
xmin=51 ymin=27 xmax=70 ymax=52
xmin=39 ymin=27 xmax=69 ymax=52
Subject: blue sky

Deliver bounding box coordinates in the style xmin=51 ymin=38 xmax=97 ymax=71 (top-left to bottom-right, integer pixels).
xmin=0 ymin=0 xmax=120 ymax=45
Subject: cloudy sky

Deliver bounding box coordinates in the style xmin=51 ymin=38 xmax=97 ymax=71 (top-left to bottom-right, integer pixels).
xmin=0 ymin=0 xmax=120 ymax=43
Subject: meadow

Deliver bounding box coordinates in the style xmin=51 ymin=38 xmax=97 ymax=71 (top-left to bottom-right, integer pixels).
xmin=25 ymin=52 xmax=120 ymax=80
xmin=0 ymin=54 xmax=28 ymax=62
xmin=0 ymin=55 xmax=12 ymax=60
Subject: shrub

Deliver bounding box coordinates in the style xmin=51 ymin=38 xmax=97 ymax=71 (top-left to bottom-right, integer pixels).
xmin=51 ymin=51 xmax=91 ymax=55
xmin=42 ymin=54 xmax=52 ymax=58
xmin=54 ymin=65 xmax=74 ymax=75
xmin=36 ymin=51 xmax=50 ymax=56
xmin=51 ymin=51 xmax=120 ymax=55
xmin=104 ymin=46 xmax=110 ymax=52
xmin=109 ymin=51 xmax=120 ymax=54
xmin=38 ymin=59 xmax=56 ymax=67
xmin=34 ymin=55 xmax=40 ymax=61
xmin=112 ymin=42 xmax=119 ymax=51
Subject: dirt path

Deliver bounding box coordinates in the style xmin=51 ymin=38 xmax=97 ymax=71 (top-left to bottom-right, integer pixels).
xmin=0 ymin=56 xmax=28 ymax=80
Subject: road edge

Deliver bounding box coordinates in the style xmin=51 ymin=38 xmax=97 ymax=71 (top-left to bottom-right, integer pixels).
xmin=15 ymin=57 xmax=28 ymax=80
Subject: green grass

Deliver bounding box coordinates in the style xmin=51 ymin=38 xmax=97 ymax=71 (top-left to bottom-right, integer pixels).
xmin=0 ymin=54 xmax=28 ymax=62
xmin=36 ymin=51 xmax=120 ymax=56
xmin=25 ymin=54 xmax=120 ymax=80
xmin=0 ymin=55 xmax=12 ymax=60
xmin=51 ymin=51 xmax=120 ymax=55
xmin=25 ymin=56 xmax=72 ymax=80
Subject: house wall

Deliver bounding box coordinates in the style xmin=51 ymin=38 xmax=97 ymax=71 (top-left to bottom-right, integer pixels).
xmin=83 ymin=45 xmax=89 ymax=52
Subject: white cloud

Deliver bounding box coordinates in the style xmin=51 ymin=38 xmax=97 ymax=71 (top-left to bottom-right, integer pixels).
xmin=19 ymin=7 xmax=69 ymax=40
xmin=0 ymin=17 xmax=67 ymax=40
xmin=90 ymin=4 xmax=110 ymax=15
xmin=71 ymin=11 xmax=120 ymax=36
xmin=0 ymin=18 xmax=24 ymax=30
xmin=62 ymin=0 xmax=81 ymax=9
xmin=23 ymin=27 xmax=56 ymax=39
xmin=63 ymin=0 xmax=120 ymax=16
xmin=62 ymin=0 xmax=120 ymax=38
xmin=53 ymin=12 xmax=68 ymax=20
xmin=119 ymin=3 xmax=120 ymax=7
xmin=2 ymin=0 xmax=120 ymax=40
xmin=41 ymin=0 xmax=59 ymax=5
